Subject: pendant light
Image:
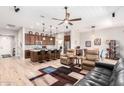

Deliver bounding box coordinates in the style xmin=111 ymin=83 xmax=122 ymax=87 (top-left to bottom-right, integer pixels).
xmin=91 ymin=26 xmax=95 ymax=38
xmin=55 ymin=27 xmax=58 ymax=34
xmin=42 ymin=23 xmax=46 ymax=40
xmin=50 ymin=25 xmax=53 ymax=41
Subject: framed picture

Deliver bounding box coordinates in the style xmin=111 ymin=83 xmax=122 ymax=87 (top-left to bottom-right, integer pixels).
xmin=85 ymin=41 xmax=91 ymax=47
xmin=94 ymin=38 xmax=101 ymax=45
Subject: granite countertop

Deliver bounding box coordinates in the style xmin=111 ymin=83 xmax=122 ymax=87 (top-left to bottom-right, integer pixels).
xmin=30 ymin=49 xmax=59 ymax=52
xmin=30 ymin=49 xmax=41 ymax=52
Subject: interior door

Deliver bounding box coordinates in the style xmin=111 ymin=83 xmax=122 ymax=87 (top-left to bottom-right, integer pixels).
xmin=0 ymin=36 xmax=14 ymax=56
xmin=64 ymin=35 xmax=71 ymax=53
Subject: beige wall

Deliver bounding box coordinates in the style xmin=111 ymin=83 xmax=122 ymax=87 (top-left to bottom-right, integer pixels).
xmin=80 ymin=26 xmax=124 ymax=57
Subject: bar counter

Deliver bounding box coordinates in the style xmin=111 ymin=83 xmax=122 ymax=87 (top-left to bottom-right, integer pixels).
xmin=30 ymin=49 xmax=60 ymax=62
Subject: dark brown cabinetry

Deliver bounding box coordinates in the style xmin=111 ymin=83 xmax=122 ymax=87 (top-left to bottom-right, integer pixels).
xmin=42 ymin=36 xmax=48 ymax=45
xmin=49 ymin=37 xmax=55 ymax=45
xmin=30 ymin=34 xmax=35 ymax=45
xmin=25 ymin=50 xmax=30 ymax=58
xmin=25 ymin=31 xmax=55 ymax=45
xmin=25 ymin=31 xmax=35 ymax=45
xmin=34 ymin=32 xmax=39 ymax=44
xmin=25 ymin=34 xmax=30 ymax=45
xmin=39 ymin=34 xmax=43 ymax=42
xmin=30 ymin=51 xmax=39 ymax=62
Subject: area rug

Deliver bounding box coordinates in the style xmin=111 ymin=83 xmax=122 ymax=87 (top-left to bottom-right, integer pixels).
xmin=29 ymin=66 xmax=84 ymax=86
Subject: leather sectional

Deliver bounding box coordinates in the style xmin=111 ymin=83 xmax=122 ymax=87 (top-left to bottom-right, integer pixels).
xmin=75 ymin=59 xmax=124 ymax=86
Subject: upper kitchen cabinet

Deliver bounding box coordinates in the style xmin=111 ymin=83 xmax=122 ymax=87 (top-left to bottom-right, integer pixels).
xmin=25 ymin=33 xmax=30 ymax=45
xmin=25 ymin=31 xmax=55 ymax=45
xmin=49 ymin=37 xmax=55 ymax=45
xmin=34 ymin=32 xmax=40 ymax=44
xmin=39 ymin=33 xmax=43 ymax=41
xmin=25 ymin=31 xmax=33 ymax=45
xmin=42 ymin=35 xmax=48 ymax=45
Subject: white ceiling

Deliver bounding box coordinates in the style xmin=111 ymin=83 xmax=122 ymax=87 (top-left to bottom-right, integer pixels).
xmin=0 ymin=6 xmax=124 ymax=33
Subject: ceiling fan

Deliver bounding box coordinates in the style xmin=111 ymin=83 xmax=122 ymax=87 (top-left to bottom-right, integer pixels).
xmin=52 ymin=6 xmax=82 ymax=25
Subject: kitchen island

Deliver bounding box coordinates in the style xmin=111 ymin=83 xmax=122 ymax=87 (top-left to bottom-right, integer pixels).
xmin=30 ymin=49 xmax=60 ymax=62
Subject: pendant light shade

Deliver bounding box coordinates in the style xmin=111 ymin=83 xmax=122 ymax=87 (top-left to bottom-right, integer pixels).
xmin=91 ymin=26 xmax=95 ymax=38
xmin=50 ymin=37 xmax=53 ymax=41
xmin=50 ymin=25 xmax=53 ymax=41
xmin=43 ymin=37 xmax=46 ymax=40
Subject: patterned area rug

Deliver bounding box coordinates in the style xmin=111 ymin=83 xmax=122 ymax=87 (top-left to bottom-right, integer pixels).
xmin=29 ymin=66 xmax=85 ymax=86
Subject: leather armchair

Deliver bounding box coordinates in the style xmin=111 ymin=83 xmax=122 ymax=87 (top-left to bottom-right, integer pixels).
xmin=60 ymin=49 xmax=75 ymax=65
xmin=82 ymin=49 xmax=99 ymax=70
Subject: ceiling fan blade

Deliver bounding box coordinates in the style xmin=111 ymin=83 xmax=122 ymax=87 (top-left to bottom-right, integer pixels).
xmin=58 ymin=22 xmax=64 ymax=25
xmin=69 ymin=18 xmax=82 ymax=21
xmin=52 ymin=18 xmax=63 ymax=21
xmin=68 ymin=22 xmax=73 ymax=25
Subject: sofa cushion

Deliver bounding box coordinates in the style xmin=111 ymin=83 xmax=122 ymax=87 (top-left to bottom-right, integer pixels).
xmin=83 ymin=65 xmax=94 ymax=71
xmin=93 ymin=67 xmax=112 ymax=76
xmin=85 ymin=75 xmax=109 ymax=86
xmin=88 ymin=71 xmax=110 ymax=80
xmin=86 ymin=54 xmax=99 ymax=61
xmin=60 ymin=56 xmax=68 ymax=60
xmin=83 ymin=60 xmax=95 ymax=66
xmin=86 ymin=50 xmax=99 ymax=55
xmin=75 ymin=79 xmax=102 ymax=86
xmin=84 ymin=70 xmax=110 ymax=86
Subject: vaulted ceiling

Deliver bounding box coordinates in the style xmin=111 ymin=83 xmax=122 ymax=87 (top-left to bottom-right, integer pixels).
xmin=0 ymin=6 xmax=123 ymax=33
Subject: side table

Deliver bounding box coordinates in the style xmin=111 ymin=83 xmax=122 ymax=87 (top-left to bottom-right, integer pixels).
xmin=75 ymin=56 xmax=83 ymax=69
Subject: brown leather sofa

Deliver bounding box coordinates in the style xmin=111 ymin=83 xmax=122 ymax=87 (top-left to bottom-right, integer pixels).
xmin=82 ymin=49 xmax=99 ymax=70
xmin=60 ymin=49 xmax=75 ymax=65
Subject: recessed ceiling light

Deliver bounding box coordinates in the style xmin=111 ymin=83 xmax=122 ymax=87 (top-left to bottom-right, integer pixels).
xmin=6 ymin=25 xmax=9 ymax=29
xmin=51 ymin=26 xmax=54 ymax=29
xmin=30 ymin=26 xmax=34 ymax=29
xmin=36 ymin=22 xmax=40 ymax=26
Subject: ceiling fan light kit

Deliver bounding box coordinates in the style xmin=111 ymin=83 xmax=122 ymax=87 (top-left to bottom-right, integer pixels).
xmin=64 ymin=20 xmax=68 ymax=24
xmin=52 ymin=6 xmax=82 ymax=26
